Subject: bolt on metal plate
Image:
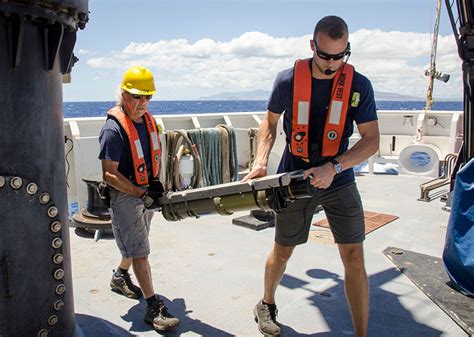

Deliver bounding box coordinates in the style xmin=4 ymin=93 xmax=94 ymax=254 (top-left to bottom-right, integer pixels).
xmin=47 ymin=206 xmax=58 ymax=218
xmin=47 ymin=315 xmax=58 ymax=326
xmin=39 ymin=193 xmax=50 ymax=204
xmin=37 ymin=329 xmax=48 ymax=337
xmin=53 ymin=300 xmax=64 ymax=311
xmin=55 ymin=284 xmax=66 ymax=295
xmin=50 ymin=221 xmax=61 ymax=233
xmin=52 ymin=238 xmax=63 ymax=249
xmin=26 ymin=183 xmax=38 ymax=195
xmin=53 ymin=269 xmax=64 ymax=280
xmin=10 ymin=177 xmax=22 ymax=189
xmin=52 ymin=254 xmax=63 ymax=264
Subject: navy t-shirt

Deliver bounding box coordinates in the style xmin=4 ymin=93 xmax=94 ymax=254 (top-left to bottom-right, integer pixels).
xmin=267 ymin=60 xmax=377 ymax=189
xmin=98 ymin=116 xmax=153 ymax=183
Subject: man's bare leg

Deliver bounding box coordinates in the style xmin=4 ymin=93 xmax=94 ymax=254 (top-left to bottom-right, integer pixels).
xmin=118 ymin=257 xmax=132 ymax=270
xmin=338 ymin=243 xmax=369 ymax=337
xmin=263 ymin=242 xmax=295 ymax=304
xmin=132 ymin=256 xmax=154 ymax=298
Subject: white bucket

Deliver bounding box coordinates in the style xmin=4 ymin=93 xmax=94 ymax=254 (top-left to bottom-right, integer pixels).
xmin=179 ymin=154 xmax=194 ymax=188
xmin=398 ymin=143 xmax=441 ymax=178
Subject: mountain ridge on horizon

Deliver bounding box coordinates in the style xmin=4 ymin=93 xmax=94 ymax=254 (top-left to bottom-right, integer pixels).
xmin=197 ymin=89 xmax=461 ymax=102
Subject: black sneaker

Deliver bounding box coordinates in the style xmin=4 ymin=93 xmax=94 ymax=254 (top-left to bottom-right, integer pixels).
xmin=144 ymin=299 xmax=180 ymax=331
xmin=110 ymin=270 xmax=143 ymax=299
xmin=254 ymin=300 xmax=282 ymax=336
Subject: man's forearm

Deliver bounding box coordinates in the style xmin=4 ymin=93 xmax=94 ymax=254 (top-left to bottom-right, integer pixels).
xmin=104 ymin=171 xmax=144 ymax=197
xmin=254 ymin=117 xmax=277 ymax=166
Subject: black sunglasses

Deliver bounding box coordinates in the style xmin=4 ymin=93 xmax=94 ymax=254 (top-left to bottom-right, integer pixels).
xmin=314 ymin=41 xmax=350 ymax=61
xmin=131 ymin=93 xmax=153 ymax=100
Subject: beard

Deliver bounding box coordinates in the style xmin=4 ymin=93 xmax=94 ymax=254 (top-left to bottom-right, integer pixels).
xmin=313 ymin=58 xmax=339 ymax=76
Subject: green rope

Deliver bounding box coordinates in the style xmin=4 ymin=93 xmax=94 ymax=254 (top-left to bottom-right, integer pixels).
xmin=188 ymin=127 xmax=240 ymax=186
xmin=230 ymin=127 xmax=239 ymax=181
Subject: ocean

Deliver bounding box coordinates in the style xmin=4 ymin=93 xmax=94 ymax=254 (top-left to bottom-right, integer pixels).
xmin=63 ymin=100 xmax=463 ymax=118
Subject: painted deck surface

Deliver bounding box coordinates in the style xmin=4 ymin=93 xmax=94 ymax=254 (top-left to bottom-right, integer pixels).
xmin=72 ymin=174 xmax=468 ymax=336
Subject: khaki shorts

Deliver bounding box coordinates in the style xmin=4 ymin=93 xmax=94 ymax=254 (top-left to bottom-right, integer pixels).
xmin=109 ymin=189 xmax=154 ymax=258
xmin=275 ymin=182 xmax=365 ymax=245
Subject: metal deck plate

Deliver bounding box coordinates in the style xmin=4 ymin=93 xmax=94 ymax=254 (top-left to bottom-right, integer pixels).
xmin=313 ymin=211 xmax=399 ymax=234
xmin=383 ymin=247 xmax=474 ymax=336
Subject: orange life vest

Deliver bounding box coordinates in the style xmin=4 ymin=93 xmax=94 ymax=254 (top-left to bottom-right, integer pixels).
xmin=107 ymin=106 xmax=162 ymax=185
xmin=291 ymin=58 xmax=354 ymax=159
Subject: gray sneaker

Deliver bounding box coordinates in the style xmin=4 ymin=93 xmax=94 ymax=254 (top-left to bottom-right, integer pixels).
xmin=254 ymin=300 xmax=282 ymax=336
xmin=144 ymin=299 xmax=180 ymax=331
xmin=110 ymin=270 xmax=142 ymax=299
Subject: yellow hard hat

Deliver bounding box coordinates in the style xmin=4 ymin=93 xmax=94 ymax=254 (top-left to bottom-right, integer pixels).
xmin=120 ymin=66 xmax=156 ymax=95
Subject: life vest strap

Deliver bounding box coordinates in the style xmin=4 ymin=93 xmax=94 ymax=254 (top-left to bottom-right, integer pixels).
xmin=291 ymin=59 xmax=354 ymax=160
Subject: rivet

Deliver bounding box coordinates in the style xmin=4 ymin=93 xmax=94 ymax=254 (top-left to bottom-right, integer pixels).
xmin=52 ymin=254 xmax=63 ymax=264
xmin=26 ymin=183 xmax=38 ymax=195
xmin=53 ymin=300 xmax=64 ymax=311
xmin=54 ymin=269 xmax=65 ymax=280
xmin=47 ymin=315 xmax=58 ymax=326
xmin=55 ymin=284 xmax=66 ymax=295
xmin=0 ymin=176 xmax=5 ymax=187
xmin=50 ymin=221 xmax=61 ymax=233
xmin=37 ymin=329 xmax=48 ymax=337
xmin=39 ymin=193 xmax=50 ymax=204
xmin=52 ymin=238 xmax=62 ymax=249
xmin=10 ymin=177 xmax=22 ymax=189
xmin=47 ymin=206 xmax=58 ymax=218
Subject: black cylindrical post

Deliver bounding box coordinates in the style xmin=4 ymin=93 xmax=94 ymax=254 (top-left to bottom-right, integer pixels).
xmin=0 ymin=1 xmax=88 ymax=336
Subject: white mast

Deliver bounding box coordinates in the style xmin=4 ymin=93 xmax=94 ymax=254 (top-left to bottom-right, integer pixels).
xmin=425 ymin=0 xmax=450 ymax=110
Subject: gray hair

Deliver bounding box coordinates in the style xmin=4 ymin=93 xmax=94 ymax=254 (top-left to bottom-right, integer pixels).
xmin=116 ymin=88 xmax=125 ymax=106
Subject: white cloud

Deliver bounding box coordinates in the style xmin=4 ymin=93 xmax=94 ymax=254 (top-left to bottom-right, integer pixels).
xmin=348 ymin=29 xmax=460 ymax=99
xmin=78 ymin=49 xmax=89 ymax=54
xmin=86 ymin=29 xmax=462 ymax=99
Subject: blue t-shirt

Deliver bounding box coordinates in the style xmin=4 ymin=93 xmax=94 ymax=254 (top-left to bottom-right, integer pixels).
xmin=267 ymin=60 xmax=377 ymax=189
xmin=98 ymin=116 xmax=152 ymax=183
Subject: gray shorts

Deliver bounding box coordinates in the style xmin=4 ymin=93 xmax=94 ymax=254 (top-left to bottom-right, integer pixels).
xmin=275 ymin=182 xmax=365 ymax=245
xmin=109 ymin=189 xmax=154 ymax=258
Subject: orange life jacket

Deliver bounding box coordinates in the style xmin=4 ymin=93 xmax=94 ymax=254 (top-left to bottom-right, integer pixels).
xmin=107 ymin=106 xmax=162 ymax=185
xmin=291 ymin=58 xmax=354 ymax=159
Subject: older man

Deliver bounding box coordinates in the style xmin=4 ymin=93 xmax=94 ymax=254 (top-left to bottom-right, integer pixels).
xmin=98 ymin=66 xmax=179 ymax=332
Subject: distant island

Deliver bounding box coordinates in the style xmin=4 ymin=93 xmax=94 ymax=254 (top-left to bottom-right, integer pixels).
xmin=198 ymin=90 xmax=270 ymax=100
xmin=198 ymin=89 xmax=460 ymax=102
xmin=374 ymin=91 xmax=422 ymax=101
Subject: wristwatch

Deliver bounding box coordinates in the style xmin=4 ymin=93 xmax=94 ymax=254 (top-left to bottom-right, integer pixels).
xmin=332 ymin=159 xmax=343 ymax=174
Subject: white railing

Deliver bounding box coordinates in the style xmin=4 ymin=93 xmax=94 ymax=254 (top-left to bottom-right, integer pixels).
xmin=64 ymin=110 xmax=463 ymax=211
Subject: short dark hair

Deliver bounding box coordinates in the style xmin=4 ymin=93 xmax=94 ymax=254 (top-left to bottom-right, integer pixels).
xmin=313 ymin=16 xmax=348 ymax=41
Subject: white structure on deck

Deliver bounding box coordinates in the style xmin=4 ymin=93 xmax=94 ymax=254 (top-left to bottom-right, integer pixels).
xmin=64 ymin=109 xmax=463 ymax=212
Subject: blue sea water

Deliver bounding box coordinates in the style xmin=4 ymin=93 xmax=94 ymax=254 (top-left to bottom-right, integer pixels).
xmin=63 ymin=100 xmax=463 ymax=118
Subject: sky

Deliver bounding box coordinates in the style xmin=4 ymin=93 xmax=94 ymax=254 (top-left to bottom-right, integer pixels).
xmin=63 ymin=0 xmax=463 ymax=102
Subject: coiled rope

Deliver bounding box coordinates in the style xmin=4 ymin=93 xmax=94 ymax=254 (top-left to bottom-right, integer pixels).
xmin=248 ymin=128 xmax=259 ymax=170
xmin=217 ymin=124 xmax=239 ymax=182
xmin=165 ymin=126 xmax=239 ymax=190
xmin=165 ymin=130 xmax=202 ymax=191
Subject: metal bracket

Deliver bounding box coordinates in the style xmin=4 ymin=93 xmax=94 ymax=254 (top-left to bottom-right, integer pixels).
xmin=0 ymin=256 xmax=12 ymax=299
xmin=60 ymin=29 xmax=77 ymax=74
xmin=43 ymin=21 xmax=64 ymax=71
xmin=6 ymin=13 xmax=24 ymax=68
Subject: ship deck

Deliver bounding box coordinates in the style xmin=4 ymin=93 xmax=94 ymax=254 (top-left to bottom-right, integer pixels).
xmin=71 ymin=173 xmax=469 ymax=336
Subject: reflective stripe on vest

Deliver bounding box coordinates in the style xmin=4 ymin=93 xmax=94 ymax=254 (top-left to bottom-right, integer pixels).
xmin=107 ymin=106 xmax=162 ymax=185
xmin=291 ymin=59 xmax=354 ymax=159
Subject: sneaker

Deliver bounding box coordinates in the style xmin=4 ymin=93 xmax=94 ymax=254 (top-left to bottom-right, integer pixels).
xmin=110 ymin=270 xmax=143 ymax=299
xmin=254 ymin=300 xmax=282 ymax=336
xmin=144 ymin=299 xmax=180 ymax=331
